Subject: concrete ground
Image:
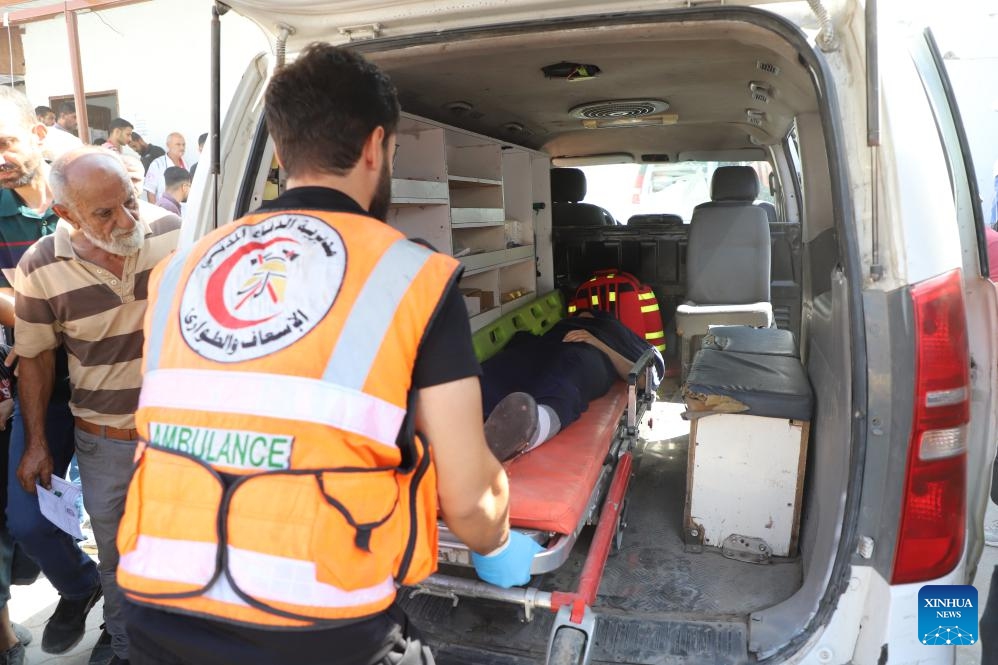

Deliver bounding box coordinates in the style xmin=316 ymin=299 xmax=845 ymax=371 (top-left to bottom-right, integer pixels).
xmin=6 ymin=476 xmax=996 ymax=664
xmin=8 ymin=572 xmax=104 ymax=665
xmin=957 ymin=499 xmax=998 ymax=665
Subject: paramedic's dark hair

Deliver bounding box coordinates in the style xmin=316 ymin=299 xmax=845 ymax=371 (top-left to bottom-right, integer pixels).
xmin=197 ymin=132 xmax=207 ymax=149
xmin=264 ymin=42 xmax=399 ymax=178
xmin=109 ymin=117 xmax=133 ymax=132
xmin=57 ymin=102 xmax=75 ymax=118
xmin=35 ymin=105 xmax=53 ymax=118
xmin=163 ymin=166 xmax=191 ymax=190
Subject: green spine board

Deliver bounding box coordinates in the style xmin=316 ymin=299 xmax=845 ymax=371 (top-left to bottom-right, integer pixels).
xmin=471 ymin=291 xmax=566 ymax=362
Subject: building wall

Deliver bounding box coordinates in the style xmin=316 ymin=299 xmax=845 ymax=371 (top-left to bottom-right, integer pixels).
xmin=21 ymin=0 xmax=270 ymax=166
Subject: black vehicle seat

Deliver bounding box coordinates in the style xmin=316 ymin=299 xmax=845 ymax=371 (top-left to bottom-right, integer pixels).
xmin=756 ymin=201 xmax=778 ymax=224
xmin=627 ymin=213 xmax=684 ymax=229
xmin=551 ymin=168 xmax=615 ymax=227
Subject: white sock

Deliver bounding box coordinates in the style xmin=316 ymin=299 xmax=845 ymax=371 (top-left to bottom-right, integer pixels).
xmin=525 ymin=405 xmax=561 ymax=452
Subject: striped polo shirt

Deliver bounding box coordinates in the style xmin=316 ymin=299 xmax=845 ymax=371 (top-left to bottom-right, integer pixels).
xmin=14 ymin=203 xmax=181 ymax=428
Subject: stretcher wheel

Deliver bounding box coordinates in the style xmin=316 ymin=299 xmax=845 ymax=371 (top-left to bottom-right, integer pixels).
xmin=547 ymin=627 xmax=587 ymax=665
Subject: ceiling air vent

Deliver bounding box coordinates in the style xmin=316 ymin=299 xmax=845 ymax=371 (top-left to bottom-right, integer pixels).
xmin=570 ymin=99 xmax=669 ymax=120
xmin=570 ymin=99 xmax=677 ymax=129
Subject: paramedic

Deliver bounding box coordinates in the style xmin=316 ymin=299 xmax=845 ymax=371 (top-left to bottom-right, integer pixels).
xmin=117 ymin=43 xmax=540 ymax=665
xmin=482 ymin=310 xmax=663 ymax=461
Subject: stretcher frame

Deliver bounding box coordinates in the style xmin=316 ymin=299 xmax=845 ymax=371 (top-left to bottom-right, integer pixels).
xmin=410 ymin=348 xmax=659 ymax=665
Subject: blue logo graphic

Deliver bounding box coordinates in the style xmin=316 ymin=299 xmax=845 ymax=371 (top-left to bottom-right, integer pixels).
xmin=919 ymin=585 xmax=978 ymax=646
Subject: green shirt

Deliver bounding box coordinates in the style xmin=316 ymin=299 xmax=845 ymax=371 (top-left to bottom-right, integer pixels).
xmin=0 ymin=189 xmax=59 ymax=288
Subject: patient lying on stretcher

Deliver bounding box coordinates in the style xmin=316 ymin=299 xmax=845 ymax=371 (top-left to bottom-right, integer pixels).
xmin=480 ymin=310 xmax=663 ymax=461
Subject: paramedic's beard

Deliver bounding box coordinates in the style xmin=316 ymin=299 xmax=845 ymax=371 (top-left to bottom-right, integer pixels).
xmin=368 ymin=158 xmax=392 ymax=223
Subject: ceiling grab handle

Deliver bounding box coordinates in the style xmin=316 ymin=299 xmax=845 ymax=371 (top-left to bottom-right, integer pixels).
xmin=807 ymin=0 xmax=839 ymax=52
xmin=275 ymin=23 xmax=296 ymax=69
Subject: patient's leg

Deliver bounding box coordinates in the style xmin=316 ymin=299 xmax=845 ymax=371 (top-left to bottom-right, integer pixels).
xmin=524 ymin=405 xmax=561 ymax=451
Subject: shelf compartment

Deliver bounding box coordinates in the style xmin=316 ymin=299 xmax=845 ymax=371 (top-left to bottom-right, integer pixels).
xmin=470 ymin=306 xmax=503 ymax=331
xmin=450 ymin=184 xmax=503 ymax=209
xmin=461 ymin=251 xmax=534 ymax=276
xmin=505 ymin=244 xmax=535 ymax=262
xmin=394 ymin=126 xmax=447 ymax=182
xmin=501 ymin=291 xmax=537 ymax=313
xmin=391 ymin=178 xmax=449 ymax=205
xmin=451 ymin=207 xmax=505 ymax=225
xmin=458 ymin=249 xmax=508 ymax=272
xmin=448 ymin=175 xmax=503 ymax=187
xmin=446 ymin=140 xmax=502 ymax=181
xmin=452 ymin=219 xmax=506 ymax=229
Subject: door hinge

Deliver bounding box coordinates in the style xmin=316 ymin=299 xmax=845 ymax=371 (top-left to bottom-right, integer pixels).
xmin=338 ymin=23 xmax=383 ymax=42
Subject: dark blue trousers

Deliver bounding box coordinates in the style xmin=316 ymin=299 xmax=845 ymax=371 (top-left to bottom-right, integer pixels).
xmin=6 ymin=398 xmax=99 ymax=600
xmin=480 ymin=333 xmax=617 ymax=427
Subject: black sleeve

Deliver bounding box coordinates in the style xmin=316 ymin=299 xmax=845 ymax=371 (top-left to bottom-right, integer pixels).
xmin=412 ymin=280 xmax=482 ymax=389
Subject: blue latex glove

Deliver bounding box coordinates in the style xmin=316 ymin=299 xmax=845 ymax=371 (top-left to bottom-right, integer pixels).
xmin=472 ymin=531 xmax=543 ymax=588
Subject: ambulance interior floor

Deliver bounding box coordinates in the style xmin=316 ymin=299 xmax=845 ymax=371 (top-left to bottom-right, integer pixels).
xmin=401 ymin=399 xmax=804 ymax=663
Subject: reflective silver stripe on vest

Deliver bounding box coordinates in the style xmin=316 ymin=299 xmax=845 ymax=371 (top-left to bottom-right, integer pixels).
xmin=140 ymin=368 xmax=405 ymax=450
xmin=323 ymin=239 xmax=434 ymax=389
xmin=145 ymin=247 xmax=191 ymax=372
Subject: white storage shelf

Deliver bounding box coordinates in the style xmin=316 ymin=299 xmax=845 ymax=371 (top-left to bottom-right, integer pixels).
xmin=389 ymin=112 xmax=548 ymax=328
xmin=460 ymin=245 xmax=535 ymax=274
xmin=448 ymin=175 xmax=503 ymax=187
xmin=391 ymin=178 xmax=448 ymax=206
xmin=470 ymin=307 xmax=503 ymax=329
xmin=451 ymin=208 xmax=505 ymax=225
xmin=501 ymin=291 xmax=536 ymax=313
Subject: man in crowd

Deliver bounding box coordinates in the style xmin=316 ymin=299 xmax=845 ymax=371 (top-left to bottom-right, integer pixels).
xmin=14 ymin=147 xmax=181 ymax=665
xmin=127 ymin=133 xmax=164 ymax=173
xmin=42 ymin=102 xmax=83 ymax=161
xmin=0 ymin=88 xmax=102 ymax=665
xmin=117 ymin=44 xmax=537 ymax=665
xmin=101 ymin=119 xmax=133 ymax=155
xmin=33 ymin=106 xmax=54 ymax=128
xmin=142 ymin=132 xmax=185 ymax=203
xmin=153 ymin=166 xmax=189 ymax=216
xmin=188 ymin=132 xmax=207 ymax=178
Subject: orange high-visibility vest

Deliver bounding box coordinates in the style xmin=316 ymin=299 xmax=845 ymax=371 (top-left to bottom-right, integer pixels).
xmin=116 ymin=207 xmax=459 ymax=628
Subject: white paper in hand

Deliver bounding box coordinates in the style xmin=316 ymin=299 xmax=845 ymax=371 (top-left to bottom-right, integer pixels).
xmin=36 ymin=476 xmax=83 ymax=540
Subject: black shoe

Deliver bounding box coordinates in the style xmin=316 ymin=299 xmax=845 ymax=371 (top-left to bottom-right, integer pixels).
xmin=41 ymin=583 xmax=102 ymax=654
xmin=484 ymin=392 xmax=538 ymax=462
xmin=109 ymin=658 xmax=130 ymax=665
xmin=9 ymin=624 xmax=29 ymax=647
xmin=0 ymin=642 xmax=23 ymax=665
xmin=88 ymin=626 xmax=112 ymax=665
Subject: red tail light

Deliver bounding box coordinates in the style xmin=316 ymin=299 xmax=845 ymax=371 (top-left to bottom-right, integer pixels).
xmin=892 ymin=269 xmax=969 ymax=585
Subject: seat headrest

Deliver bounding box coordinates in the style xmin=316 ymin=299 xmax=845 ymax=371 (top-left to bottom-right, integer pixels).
xmin=551 ymin=168 xmax=587 ymax=203
xmin=711 ymin=166 xmax=759 ymax=202
xmin=552 ymin=202 xmax=612 ymax=227
xmin=627 ymin=213 xmax=684 ymax=228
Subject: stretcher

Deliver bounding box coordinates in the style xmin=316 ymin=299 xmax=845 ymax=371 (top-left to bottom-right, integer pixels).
xmin=409 ymin=292 xmax=659 ymax=665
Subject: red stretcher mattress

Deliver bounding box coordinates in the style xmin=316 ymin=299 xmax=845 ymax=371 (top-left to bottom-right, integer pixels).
xmin=505 ymin=383 xmax=629 ymax=534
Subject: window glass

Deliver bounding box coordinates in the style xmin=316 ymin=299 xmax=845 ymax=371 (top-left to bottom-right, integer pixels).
xmin=578 ymin=161 xmax=774 ymax=225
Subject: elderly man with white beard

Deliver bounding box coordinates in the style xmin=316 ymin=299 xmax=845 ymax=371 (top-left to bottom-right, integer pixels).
xmin=13 ymin=147 xmax=180 ymax=665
